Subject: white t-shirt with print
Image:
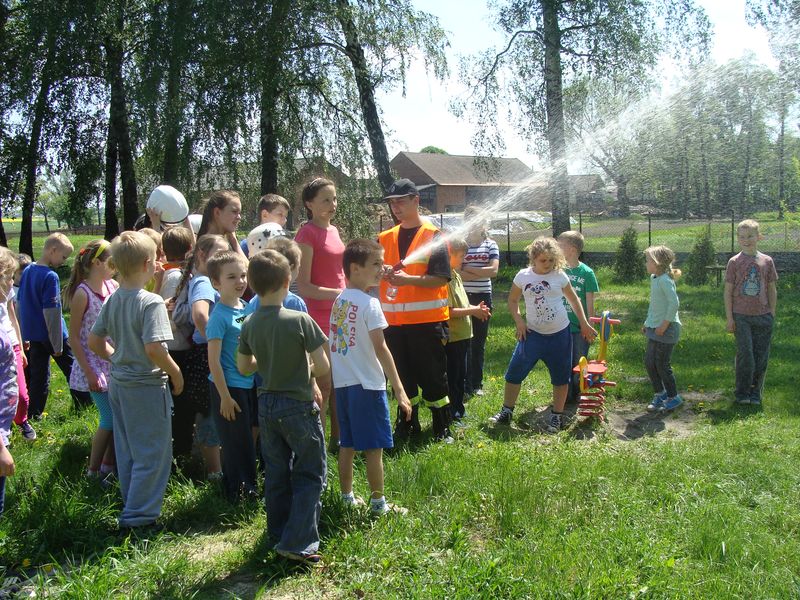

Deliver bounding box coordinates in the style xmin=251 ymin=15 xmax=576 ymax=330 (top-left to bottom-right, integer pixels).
xmin=513 ymin=267 xmax=571 ymax=334
xmin=329 ymin=288 xmax=388 ymax=390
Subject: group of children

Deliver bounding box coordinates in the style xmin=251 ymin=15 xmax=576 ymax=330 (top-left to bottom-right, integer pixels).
xmin=0 ymin=199 xmax=778 ymax=564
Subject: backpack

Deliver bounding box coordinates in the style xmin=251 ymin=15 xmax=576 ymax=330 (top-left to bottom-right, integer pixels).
xmin=170 ymin=276 xmax=195 ymax=345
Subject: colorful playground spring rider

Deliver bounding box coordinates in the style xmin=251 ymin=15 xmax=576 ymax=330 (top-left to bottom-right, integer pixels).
xmin=573 ymin=311 xmax=621 ymax=422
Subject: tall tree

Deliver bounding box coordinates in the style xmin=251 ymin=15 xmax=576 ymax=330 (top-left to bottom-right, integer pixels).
xmin=456 ymin=0 xmax=710 ymax=235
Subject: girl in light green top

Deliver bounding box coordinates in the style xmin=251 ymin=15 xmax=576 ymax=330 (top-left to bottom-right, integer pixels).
xmin=642 ymin=246 xmax=683 ymax=412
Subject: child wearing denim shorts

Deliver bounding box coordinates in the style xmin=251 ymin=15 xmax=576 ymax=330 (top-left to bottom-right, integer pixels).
xmin=237 ymin=250 xmax=329 ymax=566
xmin=489 ymin=237 xmax=596 ymax=433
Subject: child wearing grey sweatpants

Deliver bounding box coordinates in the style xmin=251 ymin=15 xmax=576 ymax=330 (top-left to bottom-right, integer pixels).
xmin=90 ymin=232 xmax=184 ymax=530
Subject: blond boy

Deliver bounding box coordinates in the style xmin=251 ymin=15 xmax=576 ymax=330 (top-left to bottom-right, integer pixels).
xmin=89 ymin=231 xmax=183 ymax=530
xmin=724 ymin=219 xmax=778 ymax=405
xmin=557 ymin=231 xmax=599 ymax=402
xmin=17 ymin=232 xmax=91 ymax=417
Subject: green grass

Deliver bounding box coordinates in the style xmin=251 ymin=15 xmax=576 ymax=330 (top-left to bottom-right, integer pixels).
xmin=1 ymin=270 xmax=799 ymax=598
xmin=505 ymin=211 xmax=800 ymax=253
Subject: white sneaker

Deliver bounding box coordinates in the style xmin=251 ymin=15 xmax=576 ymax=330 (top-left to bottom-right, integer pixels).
xmin=342 ymin=494 xmax=366 ymax=508
xmin=370 ymin=500 xmax=408 ymax=516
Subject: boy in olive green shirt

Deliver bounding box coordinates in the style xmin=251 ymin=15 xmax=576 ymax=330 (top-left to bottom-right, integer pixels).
xmin=237 ymin=250 xmax=329 ymax=566
xmin=448 ymin=238 xmax=491 ymax=425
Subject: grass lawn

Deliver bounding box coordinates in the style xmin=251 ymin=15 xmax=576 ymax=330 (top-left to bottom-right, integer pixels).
xmin=1 ymin=268 xmax=799 ymax=598
xmin=504 ymin=211 xmax=800 ymax=253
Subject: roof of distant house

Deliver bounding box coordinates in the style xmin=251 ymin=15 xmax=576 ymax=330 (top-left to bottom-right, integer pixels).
xmin=390 ymin=152 xmax=533 ymax=186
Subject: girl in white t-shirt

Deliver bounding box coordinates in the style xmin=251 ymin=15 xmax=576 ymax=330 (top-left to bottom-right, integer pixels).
xmin=489 ymin=237 xmax=596 ymax=432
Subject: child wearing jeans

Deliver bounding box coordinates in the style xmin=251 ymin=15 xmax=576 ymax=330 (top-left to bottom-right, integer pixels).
xmin=643 ymin=246 xmax=683 ymax=412
xmin=331 ymin=239 xmax=412 ymax=516
xmin=0 ymin=247 xmax=20 ymax=518
xmin=237 ymin=250 xmax=329 ymax=566
xmin=724 ymin=219 xmax=778 ymax=405
xmin=17 ymin=232 xmax=91 ymax=417
xmin=206 ymin=251 xmax=257 ymax=502
xmin=89 ymin=231 xmax=183 ymax=530
xmin=489 ymin=237 xmax=595 ymax=433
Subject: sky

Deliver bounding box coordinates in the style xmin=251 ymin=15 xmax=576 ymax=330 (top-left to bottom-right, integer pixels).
xmin=377 ymin=0 xmax=777 ymax=171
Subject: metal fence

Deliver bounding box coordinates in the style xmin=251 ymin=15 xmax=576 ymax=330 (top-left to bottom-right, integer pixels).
xmin=374 ymin=211 xmax=800 ymax=259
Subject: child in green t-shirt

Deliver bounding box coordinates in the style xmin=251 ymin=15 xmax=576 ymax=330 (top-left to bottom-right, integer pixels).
xmin=448 ymin=238 xmax=491 ymax=425
xmin=557 ymin=231 xmax=599 ymax=402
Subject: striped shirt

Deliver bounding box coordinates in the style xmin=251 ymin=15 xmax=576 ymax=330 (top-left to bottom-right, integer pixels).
xmin=462 ymin=238 xmax=500 ymax=294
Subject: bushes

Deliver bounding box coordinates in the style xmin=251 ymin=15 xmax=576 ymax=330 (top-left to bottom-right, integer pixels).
xmin=684 ymin=225 xmax=717 ymax=285
xmin=612 ymin=225 xmax=646 ymax=283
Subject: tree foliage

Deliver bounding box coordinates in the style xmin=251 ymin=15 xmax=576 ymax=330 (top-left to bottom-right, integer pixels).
xmin=684 ymin=225 xmax=717 ymax=285
xmin=455 ymin=0 xmax=710 ymax=234
xmin=613 ymin=224 xmax=646 ymax=283
xmin=0 ymin=0 xmax=447 ymax=253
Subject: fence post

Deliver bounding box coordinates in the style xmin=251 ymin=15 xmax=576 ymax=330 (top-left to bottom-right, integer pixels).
xmin=579 ymin=211 xmax=583 ymax=233
xmin=506 ymin=212 xmax=511 ymax=265
xmin=648 ymin=213 xmax=652 ymax=247
xmin=731 ymin=210 xmax=735 ymax=254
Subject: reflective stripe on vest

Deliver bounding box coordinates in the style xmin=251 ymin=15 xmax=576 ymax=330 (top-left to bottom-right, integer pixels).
xmin=380 ymin=298 xmax=449 ymax=313
xmin=379 ymin=221 xmax=449 ymax=325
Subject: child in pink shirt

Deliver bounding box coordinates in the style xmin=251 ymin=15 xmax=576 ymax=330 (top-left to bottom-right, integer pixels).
xmin=295 ymin=177 xmax=346 ymax=444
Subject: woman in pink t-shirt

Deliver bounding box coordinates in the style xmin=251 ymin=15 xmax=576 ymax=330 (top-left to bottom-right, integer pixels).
xmin=295 ymin=177 xmax=345 ymax=444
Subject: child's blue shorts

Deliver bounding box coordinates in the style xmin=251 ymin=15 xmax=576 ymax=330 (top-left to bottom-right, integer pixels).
xmin=335 ymin=384 xmax=393 ymax=451
xmin=504 ymin=325 xmax=572 ymax=386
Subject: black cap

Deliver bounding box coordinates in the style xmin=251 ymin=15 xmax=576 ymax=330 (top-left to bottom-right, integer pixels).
xmin=384 ymin=178 xmax=418 ymax=199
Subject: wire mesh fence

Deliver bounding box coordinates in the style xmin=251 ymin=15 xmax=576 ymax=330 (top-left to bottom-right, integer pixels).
xmin=373 ymin=210 xmax=800 ymax=257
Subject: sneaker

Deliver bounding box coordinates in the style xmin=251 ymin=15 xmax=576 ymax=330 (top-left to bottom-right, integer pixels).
xmin=474 ymin=389 xmax=485 ymax=397
xmin=342 ymin=493 xmax=366 ymax=508
xmin=433 ymin=430 xmax=455 ymax=444
xmin=647 ymin=390 xmax=668 ymax=412
xmin=276 ymin=549 xmax=323 ymax=567
xmin=370 ymin=500 xmax=408 ymax=517
xmin=545 ymin=412 xmax=564 ymax=433
xmin=659 ymin=395 xmax=684 ymax=411
xmin=19 ymin=421 xmax=37 ymax=441
xmin=452 ymin=418 xmax=468 ymax=429
xmin=749 ymin=396 xmax=762 ymax=406
xmin=207 ymin=471 xmax=224 ymax=482
xmin=489 ymin=406 xmax=513 ymax=425
xmin=735 ymin=396 xmax=751 ymax=405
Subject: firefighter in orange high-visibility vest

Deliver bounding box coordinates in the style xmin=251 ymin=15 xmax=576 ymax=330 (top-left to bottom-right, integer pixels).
xmin=379 ymin=179 xmax=453 ymax=443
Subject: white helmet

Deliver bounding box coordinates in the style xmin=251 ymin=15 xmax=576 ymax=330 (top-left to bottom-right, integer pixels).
xmin=146 ymin=185 xmax=189 ymax=224
xmin=247 ymin=223 xmax=287 ymax=254
xmin=187 ymin=213 xmax=203 ymax=234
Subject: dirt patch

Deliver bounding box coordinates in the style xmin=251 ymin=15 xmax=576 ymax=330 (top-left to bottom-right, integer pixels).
xmin=595 ymin=391 xmax=723 ymax=441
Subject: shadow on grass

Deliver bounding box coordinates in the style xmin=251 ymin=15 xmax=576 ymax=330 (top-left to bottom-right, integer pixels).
xmin=190 ymin=491 xmax=370 ymax=599
xmin=705 ymin=402 xmax=764 ymax=425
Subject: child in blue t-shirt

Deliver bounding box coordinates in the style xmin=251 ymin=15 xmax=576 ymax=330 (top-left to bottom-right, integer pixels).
xmin=17 ymin=232 xmax=92 ymax=418
xmin=206 ymin=251 xmax=257 ymax=502
xmin=245 ymin=237 xmax=308 ymax=315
